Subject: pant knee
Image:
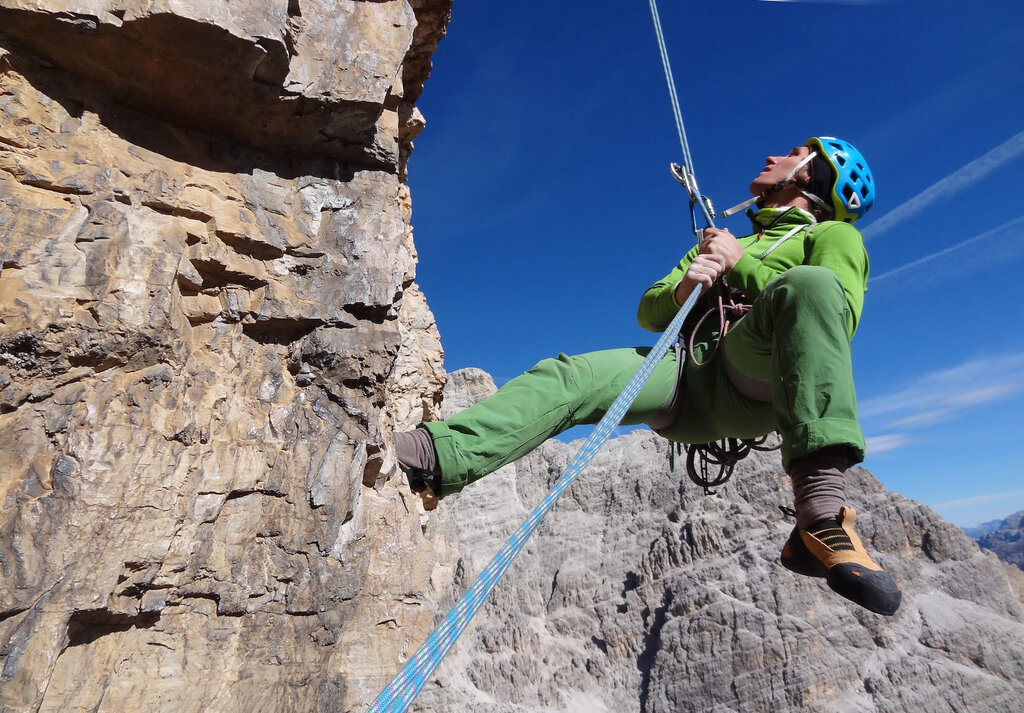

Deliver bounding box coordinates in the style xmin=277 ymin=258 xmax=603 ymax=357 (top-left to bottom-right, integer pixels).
xmin=525 ymin=353 xmax=594 ymax=404
xmin=768 ymin=265 xmax=844 ymax=305
xmin=761 ymin=265 xmax=850 ymax=329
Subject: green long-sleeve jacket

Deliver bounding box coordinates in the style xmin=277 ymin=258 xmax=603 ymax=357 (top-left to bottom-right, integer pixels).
xmin=636 ymin=207 xmax=870 ymax=339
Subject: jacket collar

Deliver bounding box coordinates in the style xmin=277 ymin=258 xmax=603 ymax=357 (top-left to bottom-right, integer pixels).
xmin=749 ymin=206 xmax=817 ymax=232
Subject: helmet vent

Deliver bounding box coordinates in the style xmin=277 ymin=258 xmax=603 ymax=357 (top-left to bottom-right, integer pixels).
xmin=807 ymin=135 xmax=874 ymax=222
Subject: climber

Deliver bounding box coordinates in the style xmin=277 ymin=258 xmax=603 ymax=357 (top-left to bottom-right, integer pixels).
xmin=393 ymin=136 xmax=901 ymax=617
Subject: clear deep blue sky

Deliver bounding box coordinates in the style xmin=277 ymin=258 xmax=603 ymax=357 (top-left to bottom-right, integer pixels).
xmin=407 ymin=0 xmax=1024 ymax=527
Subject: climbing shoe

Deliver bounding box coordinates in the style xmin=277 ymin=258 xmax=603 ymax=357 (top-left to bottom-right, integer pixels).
xmin=398 ymin=462 xmax=440 ymax=511
xmin=781 ymin=507 xmax=901 ymax=616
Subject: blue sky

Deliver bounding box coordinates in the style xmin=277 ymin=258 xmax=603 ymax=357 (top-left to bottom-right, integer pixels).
xmin=407 ymin=0 xmax=1024 ymax=528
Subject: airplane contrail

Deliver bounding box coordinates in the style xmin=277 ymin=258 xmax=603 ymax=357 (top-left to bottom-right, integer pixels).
xmin=869 ymin=214 xmax=1024 ymax=284
xmin=862 ymin=129 xmax=1024 ymax=242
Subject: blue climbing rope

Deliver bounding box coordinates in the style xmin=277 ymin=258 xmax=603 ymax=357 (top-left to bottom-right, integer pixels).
xmin=367 ymin=3 xmax=712 ymax=711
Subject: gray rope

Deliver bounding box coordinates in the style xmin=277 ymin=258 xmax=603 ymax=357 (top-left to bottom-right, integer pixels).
xmin=648 ymin=0 xmax=691 ymax=170
xmin=648 ymin=0 xmax=715 ymax=229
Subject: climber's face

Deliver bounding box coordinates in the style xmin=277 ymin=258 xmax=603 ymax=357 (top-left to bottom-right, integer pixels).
xmin=749 ymin=145 xmax=812 ymax=196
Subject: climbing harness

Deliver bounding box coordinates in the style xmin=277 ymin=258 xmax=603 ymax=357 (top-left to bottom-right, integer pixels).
xmin=674 ymin=219 xmax=814 ymax=492
xmin=368 ymin=4 xmax=743 ymax=710
xmin=652 ymin=0 xmax=786 ymax=495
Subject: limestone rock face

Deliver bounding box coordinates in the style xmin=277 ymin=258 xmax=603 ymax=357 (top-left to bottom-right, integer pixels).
xmin=0 ymin=0 xmax=448 ymax=173
xmin=6 ymin=3 xmax=1023 ymax=711
xmin=417 ymin=370 xmax=1024 ymax=713
xmin=0 ymin=2 xmax=452 ymax=711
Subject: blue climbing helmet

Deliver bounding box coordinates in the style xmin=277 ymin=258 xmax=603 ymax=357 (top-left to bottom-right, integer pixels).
xmin=805 ymin=136 xmax=875 ymax=223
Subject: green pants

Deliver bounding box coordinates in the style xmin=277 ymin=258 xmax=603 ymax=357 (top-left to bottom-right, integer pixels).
xmin=423 ymin=266 xmax=865 ymax=496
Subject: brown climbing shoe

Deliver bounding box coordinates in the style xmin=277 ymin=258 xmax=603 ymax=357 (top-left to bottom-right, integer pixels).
xmin=398 ymin=462 xmax=440 ymax=511
xmin=781 ymin=507 xmax=902 ymax=616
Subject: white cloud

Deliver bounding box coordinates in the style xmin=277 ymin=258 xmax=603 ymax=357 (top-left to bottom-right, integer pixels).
xmin=947 ymin=384 xmax=1024 ymax=408
xmin=933 ymin=490 xmax=1024 ymax=511
xmin=861 ymin=129 xmax=1024 ymax=242
xmin=859 ymin=351 xmax=1024 ymax=429
xmin=870 ymin=214 xmax=1024 ymax=285
xmin=886 ymin=409 xmax=953 ymax=429
xmin=865 ymin=433 xmax=913 ymax=455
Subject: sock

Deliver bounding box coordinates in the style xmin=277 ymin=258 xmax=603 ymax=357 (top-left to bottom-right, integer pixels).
xmin=789 ymin=445 xmax=848 ymax=530
xmin=394 ymin=428 xmax=440 ymax=474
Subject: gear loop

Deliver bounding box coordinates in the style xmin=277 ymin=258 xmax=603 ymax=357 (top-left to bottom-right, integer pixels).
xmin=685 ymin=434 xmax=781 ymax=495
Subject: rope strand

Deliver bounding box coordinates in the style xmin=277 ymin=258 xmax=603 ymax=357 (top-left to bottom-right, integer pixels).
xmin=648 ymin=0 xmax=688 ymax=165
xmin=648 ymin=0 xmax=714 ymax=229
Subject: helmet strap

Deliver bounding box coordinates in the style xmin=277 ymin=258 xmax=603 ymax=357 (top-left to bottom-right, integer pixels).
xmin=767 ymin=150 xmax=817 ymax=193
xmin=799 ymin=189 xmax=833 ymax=217
xmin=720 ymin=195 xmax=758 ymax=218
xmin=721 ymin=151 xmax=818 ymax=218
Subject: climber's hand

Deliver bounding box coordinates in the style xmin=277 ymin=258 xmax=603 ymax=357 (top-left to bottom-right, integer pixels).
xmin=675 ymin=253 xmax=727 ymax=304
xmin=699 ymin=227 xmax=744 ymax=271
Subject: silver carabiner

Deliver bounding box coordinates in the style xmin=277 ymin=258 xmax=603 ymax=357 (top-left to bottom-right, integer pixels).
xmin=669 ymin=162 xmax=697 ymax=196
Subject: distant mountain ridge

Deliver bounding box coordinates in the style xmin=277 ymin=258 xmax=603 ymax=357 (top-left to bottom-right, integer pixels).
xmin=965 ymin=510 xmax=1024 ymax=571
xmin=963 ymin=510 xmax=1024 ymax=537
